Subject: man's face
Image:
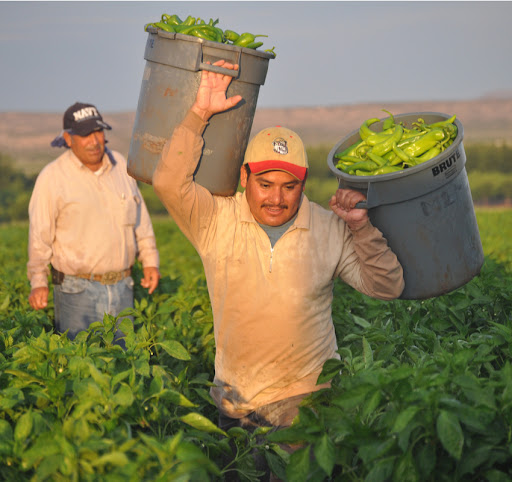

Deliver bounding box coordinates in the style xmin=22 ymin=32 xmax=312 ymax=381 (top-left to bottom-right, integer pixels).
xmin=240 ymin=167 xmax=305 ymax=226
xmin=63 ymin=130 xmax=105 ymax=170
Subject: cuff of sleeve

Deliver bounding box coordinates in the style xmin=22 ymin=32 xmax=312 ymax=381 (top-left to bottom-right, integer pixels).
xmin=180 ymin=110 xmax=209 ymax=136
xmin=349 ymin=220 xmax=373 ymax=235
xmin=30 ymin=273 xmax=49 ymax=290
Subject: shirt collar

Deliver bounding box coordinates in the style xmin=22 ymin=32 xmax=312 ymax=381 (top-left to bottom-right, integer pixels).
xmin=66 ymin=149 xmax=112 ymax=174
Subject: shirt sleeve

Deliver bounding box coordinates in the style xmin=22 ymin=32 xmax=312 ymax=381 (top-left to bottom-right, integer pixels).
xmin=27 ymin=168 xmax=56 ymax=289
xmin=134 ymin=185 xmax=160 ymax=269
xmin=152 ymin=110 xmax=217 ymax=249
xmin=336 ymin=220 xmax=405 ymax=300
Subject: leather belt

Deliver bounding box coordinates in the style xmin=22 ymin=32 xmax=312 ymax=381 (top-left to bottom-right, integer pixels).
xmin=51 ymin=266 xmax=131 ymax=286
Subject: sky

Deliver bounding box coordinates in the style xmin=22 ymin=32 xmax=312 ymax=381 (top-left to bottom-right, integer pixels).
xmin=1 ymin=1 xmax=512 ymax=113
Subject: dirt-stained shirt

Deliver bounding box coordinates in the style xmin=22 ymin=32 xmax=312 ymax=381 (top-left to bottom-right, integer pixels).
xmin=27 ymin=148 xmax=159 ymax=289
xmin=153 ymin=110 xmax=404 ymax=419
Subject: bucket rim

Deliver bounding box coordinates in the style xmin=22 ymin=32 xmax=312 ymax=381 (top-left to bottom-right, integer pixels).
xmin=327 ymin=111 xmax=464 ymax=184
xmin=146 ymin=26 xmax=276 ymax=60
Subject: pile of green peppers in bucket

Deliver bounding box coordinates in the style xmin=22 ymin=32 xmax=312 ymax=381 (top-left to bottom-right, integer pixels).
xmin=145 ymin=13 xmax=276 ymax=54
xmin=335 ymin=111 xmax=458 ymax=176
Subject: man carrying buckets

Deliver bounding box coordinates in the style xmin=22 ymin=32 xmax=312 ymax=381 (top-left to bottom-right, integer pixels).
xmin=153 ymin=60 xmax=404 ymax=478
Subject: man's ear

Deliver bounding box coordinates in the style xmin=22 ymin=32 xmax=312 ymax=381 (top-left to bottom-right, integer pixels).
xmin=62 ymin=131 xmax=72 ymax=148
xmin=240 ymin=165 xmax=248 ymax=188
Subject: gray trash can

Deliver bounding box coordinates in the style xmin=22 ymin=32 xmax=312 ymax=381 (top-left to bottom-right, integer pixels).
xmin=327 ymin=112 xmax=484 ymax=300
xmin=127 ymin=27 xmax=275 ymax=196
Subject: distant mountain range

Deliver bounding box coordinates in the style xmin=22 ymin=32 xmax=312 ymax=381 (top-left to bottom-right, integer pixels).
xmin=2 ymin=97 xmax=512 ymax=175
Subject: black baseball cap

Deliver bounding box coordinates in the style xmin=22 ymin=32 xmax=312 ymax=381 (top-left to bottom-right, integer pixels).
xmin=63 ymin=102 xmax=112 ymax=136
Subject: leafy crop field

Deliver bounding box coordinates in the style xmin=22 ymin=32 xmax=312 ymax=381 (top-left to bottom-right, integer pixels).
xmin=1 ymin=209 xmax=512 ymax=481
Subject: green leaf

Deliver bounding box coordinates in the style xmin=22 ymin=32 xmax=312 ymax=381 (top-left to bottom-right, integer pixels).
xmin=416 ymin=441 xmax=436 ymax=478
xmin=352 ymin=315 xmax=371 ymax=328
xmin=180 ymin=412 xmax=227 ymax=436
xmin=317 ymin=358 xmax=343 ymax=384
xmin=364 ymin=455 xmax=395 ymax=482
xmin=436 ymin=410 xmax=464 ymax=460
xmin=160 ymin=389 xmax=196 ymax=407
xmin=0 ymin=294 xmax=10 ymax=311
xmin=392 ymin=405 xmax=421 ymax=433
xmin=0 ymin=419 xmax=13 ymax=441
xmin=157 ymin=340 xmax=191 ymax=360
xmin=91 ymin=451 xmax=129 ymax=467
xmin=362 ymin=336 xmax=373 ymax=368
xmin=112 ymin=383 xmax=134 ymax=406
xmin=332 ymin=384 xmax=372 ymax=410
xmin=14 ymin=411 xmax=33 ymax=442
xmin=286 ymin=446 xmax=310 ymax=482
xmin=314 ymin=433 xmax=335 ymax=476
xmin=393 ymin=451 xmax=419 ymax=482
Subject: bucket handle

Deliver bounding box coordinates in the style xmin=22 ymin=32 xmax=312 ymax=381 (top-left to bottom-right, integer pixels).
xmin=199 ymin=54 xmax=241 ymax=78
xmin=355 ymin=201 xmax=368 ymax=209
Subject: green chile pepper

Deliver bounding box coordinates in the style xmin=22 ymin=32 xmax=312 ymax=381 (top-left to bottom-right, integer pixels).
xmin=359 ymin=118 xmax=380 ymax=141
xmin=161 ymin=14 xmax=182 ymax=25
xmin=366 ymin=151 xmax=388 ymax=167
xmin=233 ymin=33 xmax=268 ymax=47
xmin=337 ymin=155 xmax=360 ymax=164
xmin=153 ymin=21 xmax=176 ymax=33
xmin=245 ymin=41 xmax=264 ymax=49
xmin=348 ymin=160 xmax=379 ymax=172
xmin=402 ymin=127 xmax=446 ymax=158
xmin=365 ymin=127 xmax=396 ymax=146
xmin=224 ymin=30 xmax=240 ymax=42
xmin=416 ymin=146 xmax=442 ymax=163
xmin=371 ymin=165 xmax=403 ymax=175
xmin=391 ymin=142 xmax=411 ymax=164
xmin=381 ymin=109 xmax=395 ymax=130
xmin=370 ymin=125 xmax=404 ymax=157
xmin=427 ymin=115 xmax=456 ymax=128
xmin=182 ymin=15 xmax=196 ymax=26
xmin=190 ymin=26 xmax=218 ymax=41
xmin=335 ymin=139 xmax=364 ymax=159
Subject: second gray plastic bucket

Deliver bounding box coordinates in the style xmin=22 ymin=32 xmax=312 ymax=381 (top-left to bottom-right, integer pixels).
xmin=327 ymin=112 xmax=484 ymax=300
xmin=128 ymin=27 xmax=275 ymax=195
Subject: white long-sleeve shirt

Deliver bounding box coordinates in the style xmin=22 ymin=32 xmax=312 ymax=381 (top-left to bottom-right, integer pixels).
xmin=27 ymin=148 xmax=159 ymax=289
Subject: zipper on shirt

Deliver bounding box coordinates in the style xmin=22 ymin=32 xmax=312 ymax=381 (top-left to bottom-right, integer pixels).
xmin=269 ymin=246 xmax=274 ymax=273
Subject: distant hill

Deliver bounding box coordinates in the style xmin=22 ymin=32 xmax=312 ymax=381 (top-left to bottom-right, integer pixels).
xmin=2 ymin=97 xmax=512 ymax=175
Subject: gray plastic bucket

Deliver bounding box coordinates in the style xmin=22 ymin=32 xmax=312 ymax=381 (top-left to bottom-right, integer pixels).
xmin=327 ymin=112 xmax=484 ymax=300
xmin=127 ymin=27 xmax=275 ymax=195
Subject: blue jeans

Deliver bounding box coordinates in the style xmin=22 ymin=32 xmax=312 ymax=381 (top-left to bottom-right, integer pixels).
xmin=53 ymin=275 xmax=134 ymax=341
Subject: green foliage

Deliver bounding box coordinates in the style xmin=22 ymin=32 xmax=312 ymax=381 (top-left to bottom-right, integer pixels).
xmin=0 ymin=154 xmax=36 ymax=223
xmin=465 ymin=142 xmax=512 ymax=174
xmin=2 ymin=204 xmax=512 ymax=479
xmin=468 ymin=171 xmax=512 ymax=204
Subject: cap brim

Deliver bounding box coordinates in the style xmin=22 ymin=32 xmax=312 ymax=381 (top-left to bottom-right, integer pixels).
xmin=248 ymin=160 xmax=307 ymax=181
xmin=71 ymin=119 xmax=112 ymax=136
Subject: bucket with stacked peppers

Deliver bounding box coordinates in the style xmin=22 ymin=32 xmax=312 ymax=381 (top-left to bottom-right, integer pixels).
xmin=145 ymin=13 xmax=276 ymax=55
xmin=334 ymin=110 xmax=458 ymax=177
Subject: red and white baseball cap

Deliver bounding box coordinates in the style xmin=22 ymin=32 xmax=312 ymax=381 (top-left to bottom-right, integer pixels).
xmin=243 ymin=126 xmax=308 ymax=181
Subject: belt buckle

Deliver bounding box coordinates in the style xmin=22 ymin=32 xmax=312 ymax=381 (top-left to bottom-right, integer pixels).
xmin=100 ymin=271 xmax=122 ymax=285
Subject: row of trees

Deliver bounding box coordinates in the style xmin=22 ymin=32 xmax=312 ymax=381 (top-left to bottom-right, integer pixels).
xmin=2 ymin=142 xmax=511 ymax=223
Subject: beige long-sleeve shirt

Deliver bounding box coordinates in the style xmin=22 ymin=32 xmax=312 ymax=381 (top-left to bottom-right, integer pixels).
xmin=27 ymin=148 xmax=159 ymax=289
xmin=153 ymin=111 xmax=404 ymax=418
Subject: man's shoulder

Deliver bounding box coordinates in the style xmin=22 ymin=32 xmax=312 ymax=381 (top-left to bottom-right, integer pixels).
xmin=36 ymin=150 xmax=70 ymax=178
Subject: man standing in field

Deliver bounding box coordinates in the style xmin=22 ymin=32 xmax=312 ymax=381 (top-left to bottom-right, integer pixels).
xmin=152 ymin=61 xmax=403 ymax=477
xmin=27 ymin=102 xmax=160 ymax=342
